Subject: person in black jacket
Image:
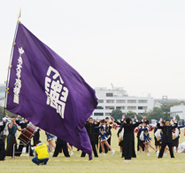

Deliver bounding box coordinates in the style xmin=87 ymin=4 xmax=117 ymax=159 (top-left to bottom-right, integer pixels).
xmin=16 ymin=116 xmax=33 ymax=156
xmin=0 ymin=119 xmax=7 ymax=161
xmin=53 ymin=138 xmax=70 ymax=157
xmin=111 ymin=116 xmax=146 ymax=160
xmin=33 ymin=128 xmax=40 ymax=147
xmin=137 ymin=124 xmax=145 ymax=153
xmin=157 ymin=119 xmax=177 ymax=158
xmin=81 ymin=118 xmax=99 ymax=157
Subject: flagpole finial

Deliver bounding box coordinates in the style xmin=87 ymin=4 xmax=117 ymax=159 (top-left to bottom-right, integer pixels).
xmin=17 ymin=8 xmax=21 ymax=19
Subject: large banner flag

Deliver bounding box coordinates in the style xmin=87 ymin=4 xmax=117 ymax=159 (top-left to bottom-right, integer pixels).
xmin=6 ymin=21 xmax=97 ymax=160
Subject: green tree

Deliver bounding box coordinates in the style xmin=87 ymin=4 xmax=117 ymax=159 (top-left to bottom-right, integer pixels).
xmin=176 ymin=115 xmax=180 ymax=123
xmin=125 ymin=111 xmax=143 ymax=121
xmin=0 ymin=106 xmax=17 ymax=120
xmin=161 ymin=101 xmax=185 ymax=113
xmin=163 ymin=112 xmax=171 ymax=121
xmin=145 ymin=107 xmax=165 ymax=121
xmin=111 ymin=109 xmax=123 ymax=120
xmin=126 ymin=111 xmax=135 ymax=119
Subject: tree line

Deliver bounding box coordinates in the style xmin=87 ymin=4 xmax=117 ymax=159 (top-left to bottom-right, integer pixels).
xmin=111 ymin=101 xmax=184 ymax=122
xmin=0 ymin=106 xmax=16 ymax=120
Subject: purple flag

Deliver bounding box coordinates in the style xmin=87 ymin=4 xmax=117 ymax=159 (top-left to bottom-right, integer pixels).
xmin=6 ymin=22 xmax=97 ymax=160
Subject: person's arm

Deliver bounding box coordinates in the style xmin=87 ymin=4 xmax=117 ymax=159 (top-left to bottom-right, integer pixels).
xmin=157 ymin=118 xmax=163 ymax=129
xmin=110 ymin=116 xmax=121 ymax=125
xmin=8 ymin=121 xmax=14 ymax=129
xmin=115 ymin=121 xmax=122 ymax=125
xmin=139 ymin=127 xmax=147 ymax=131
xmin=133 ymin=116 xmax=146 ymax=128
xmin=17 ymin=126 xmax=24 ymax=132
xmin=94 ymin=125 xmax=102 ymax=129
xmin=178 ymin=125 xmax=185 ymax=129
xmin=94 ymin=123 xmax=99 ymax=127
xmin=172 ymin=123 xmax=177 ymax=129
xmin=157 ymin=123 xmax=163 ymax=129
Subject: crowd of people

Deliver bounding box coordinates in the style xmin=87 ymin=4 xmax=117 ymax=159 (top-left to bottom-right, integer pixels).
xmin=0 ymin=114 xmax=185 ymax=165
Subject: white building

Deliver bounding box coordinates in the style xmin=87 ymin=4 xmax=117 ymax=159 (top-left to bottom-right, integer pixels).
xmin=170 ymin=104 xmax=185 ymax=120
xmin=92 ymin=87 xmax=154 ymax=119
xmin=0 ymin=83 xmax=6 ymax=107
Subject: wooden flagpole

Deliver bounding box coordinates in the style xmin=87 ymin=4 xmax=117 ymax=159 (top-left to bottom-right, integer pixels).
xmin=4 ymin=8 xmax=21 ymax=117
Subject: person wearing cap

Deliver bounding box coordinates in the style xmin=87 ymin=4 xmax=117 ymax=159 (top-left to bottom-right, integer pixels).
xmin=32 ymin=140 xmax=49 ymax=165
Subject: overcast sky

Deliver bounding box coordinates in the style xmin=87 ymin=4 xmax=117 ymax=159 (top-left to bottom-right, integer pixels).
xmin=1 ymin=0 xmax=185 ymax=99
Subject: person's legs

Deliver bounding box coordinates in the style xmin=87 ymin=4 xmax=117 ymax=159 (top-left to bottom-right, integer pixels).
xmin=15 ymin=141 xmax=23 ymax=156
xmin=40 ymin=158 xmax=49 ymax=165
xmin=100 ymin=142 xmax=105 ymax=154
xmin=125 ymin=141 xmax=132 ymax=160
xmin=48 ymin=141 xmax=52 ymax=153
xmin=139 ymin=146 xmax=142 ymax=153
xmin=168 ymin=143 xmax=175 ymax=158
xmin=0 ymin=142 xmax=5 ymax=160
xmin=145 ymin=144 xmax=149 ymax=154
xmin=158 ymin=143 xmax=166 ymax=158
xmin=43 ymin=158 xmax=49 ymax=165
xmin=81 ymin=151 xmax=86 ymax=157
xmin=104 ymin=140 xmax=112 ymax=150
xmin=62 ymin=143 xmax=70 ymax=157
xmin=137 ymin=138 xmax=139 ymax=151
xmin=104 ymin=143 xmax=108 ymax=153
xmin=26 ymin=142 xmax=33 ymax=156
xmin=91 ymin=141 xmax=98 ymax=157
xmin=132 ymin=141 xmax=136 ymax=158
xmin=67 ymin=143 xmax=72 ymax=152
xmin=159 ymin=145 xmax=161 ymax=151
xmin=148 ymin=142 xmax=156 ymax=151
xmin=53 ymin=144 xmax=61 ymax=157
xmin=32 ymin=156 xmax=40 ymax=165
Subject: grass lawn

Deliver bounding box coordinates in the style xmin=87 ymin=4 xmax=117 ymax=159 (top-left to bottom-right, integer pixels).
xmin=1 ymin=129 xmax=185 ymax=173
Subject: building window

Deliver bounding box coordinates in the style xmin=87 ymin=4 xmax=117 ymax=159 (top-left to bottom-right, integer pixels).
xmin=106 ymin=93 xmax=113 ymax=97
xmin=138 ymin=106 xmax=148 ymax=110
xmin=98 ymin=100 xmax=104 ymax=103
xmin=116 ymin=100 xmax=125 ymax=103
xmin=96 ymin=106 xmax=104 ymax=109
xmin=127 ymin=106 xmax=136 ymax=110
xmin=106 ymin=100 xmax=114 ymax=103
xmin=94 ymin=113 xmax=103 ymax=116
xmin=116 ymin=106 xmax=125 ymax=110
xmin=127 ymin=100 xmax=137 ymax=103
xmin=105 ymin=106 xmax=114 ymax=110
xmin=138 ymin=100 xmax=147 ymax=103
xmin=105 ymin=113 xmax=111 ymax=116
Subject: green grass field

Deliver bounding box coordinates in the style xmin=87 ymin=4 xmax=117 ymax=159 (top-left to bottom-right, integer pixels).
xmin=1 ymin=129 xmax=185 ymax=173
